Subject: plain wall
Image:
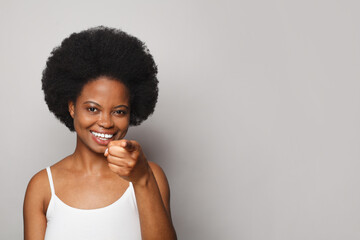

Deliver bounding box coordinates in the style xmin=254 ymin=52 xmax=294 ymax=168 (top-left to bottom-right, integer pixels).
xmin=1 ymin=0 xmax=360 ymax=239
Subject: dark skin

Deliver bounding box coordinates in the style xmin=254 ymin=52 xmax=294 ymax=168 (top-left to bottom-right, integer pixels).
xmin=23 ymin=77 xmax=177 ymax=240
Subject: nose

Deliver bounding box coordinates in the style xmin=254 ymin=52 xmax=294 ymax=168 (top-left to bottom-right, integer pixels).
xmin=97 ymin=112 xmax=114 ymax=129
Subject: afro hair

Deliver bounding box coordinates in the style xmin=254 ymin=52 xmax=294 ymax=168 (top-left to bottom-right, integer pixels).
xmin=42 ymin=26 xmax=158 ymax=131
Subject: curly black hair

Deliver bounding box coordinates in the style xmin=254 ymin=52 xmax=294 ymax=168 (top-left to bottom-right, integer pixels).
xmin=42 ymin=26 xmax=158 ymax=131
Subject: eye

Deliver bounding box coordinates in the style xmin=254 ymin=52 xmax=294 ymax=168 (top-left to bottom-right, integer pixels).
xmin=114 ymin=110 xmax=127 ymax=115
xmin=88 ymin=107 xmax=98 ymax=113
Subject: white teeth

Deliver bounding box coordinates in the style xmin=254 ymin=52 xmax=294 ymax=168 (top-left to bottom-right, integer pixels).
xmin=91 ymin=131 xmax=113 ymax=139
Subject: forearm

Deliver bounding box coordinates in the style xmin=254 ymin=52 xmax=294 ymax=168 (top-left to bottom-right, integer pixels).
xmin=133 ymin=168 xmax=177 ymax=240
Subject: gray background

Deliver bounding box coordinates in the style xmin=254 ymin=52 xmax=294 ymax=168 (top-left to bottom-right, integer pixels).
xmin=1 ymin=0 xmax=359 ymax=239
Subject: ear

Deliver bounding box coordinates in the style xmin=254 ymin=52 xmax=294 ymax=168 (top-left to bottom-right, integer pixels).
xmin=68 ymin=101 xmax=75 ymax=119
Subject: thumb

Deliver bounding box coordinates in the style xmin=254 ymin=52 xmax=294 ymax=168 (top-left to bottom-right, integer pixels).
xmin=104 ymin=148 xmax=109 ymax=157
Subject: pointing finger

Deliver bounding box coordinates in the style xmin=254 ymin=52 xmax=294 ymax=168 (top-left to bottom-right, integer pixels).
xmin=122 ymin=140 xmax=137 ymax=152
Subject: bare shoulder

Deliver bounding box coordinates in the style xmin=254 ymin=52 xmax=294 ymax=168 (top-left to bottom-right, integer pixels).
xmin=148 ymin=161 xmax=172 ymax=211
xmin=24 ymin=168 xmax=51 ymax=213
xmin=26 ymin=169 xmax=49 ymax=195
xmin=148 ymin=161 xmax=169 ymax=187
xmin=23 ymin=168 xmax=51 ymax=239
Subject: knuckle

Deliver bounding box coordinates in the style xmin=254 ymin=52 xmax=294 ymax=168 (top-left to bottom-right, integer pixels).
xmin=127 ymin=161 xmax=136 ymax=168
xmin=108 ymin=163 xmax=118 ymax=172
xmin=119 ymin=147 xmax=127 ymax=153
xmin=106 ymin=155 xmax=115 ymax=163
xmin=132 ymin=151 xmax=140 ymax=158
xmin=123 ymin=169 xmax=130 ymax=176
xmin=107 ymin=147 xmax=113 ymax=155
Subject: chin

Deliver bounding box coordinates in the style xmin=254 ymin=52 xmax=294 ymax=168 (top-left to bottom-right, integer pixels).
xmin=87 ymin=147 xmax=106 ymax=155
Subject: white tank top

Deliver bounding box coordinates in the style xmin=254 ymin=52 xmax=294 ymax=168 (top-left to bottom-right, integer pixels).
xmin=44 ymin=167 xmax=142 ymax=240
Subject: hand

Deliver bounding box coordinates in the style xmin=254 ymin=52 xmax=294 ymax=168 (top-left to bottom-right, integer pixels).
xmin=104 ymin=139 xmax=150 ymax=184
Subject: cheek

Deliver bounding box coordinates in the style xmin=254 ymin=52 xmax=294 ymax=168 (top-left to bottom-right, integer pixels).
xmin=119 ymin=128 xmax=128 ymax=139
xmin=74 ymin=112 xmax=97 ymax=128
xmin=115 ymin=118 xmax=130 ymax=137
xmin=118 ymin=119 xmax=130 ymax=130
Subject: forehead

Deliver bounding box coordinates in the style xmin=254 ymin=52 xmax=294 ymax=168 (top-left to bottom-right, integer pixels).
xmin=77 ymin=76 xmax=130 ymax=104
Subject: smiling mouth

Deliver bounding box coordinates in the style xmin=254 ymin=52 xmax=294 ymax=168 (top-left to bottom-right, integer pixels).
xmin=90 ymin=131 xmax=115 ymax=140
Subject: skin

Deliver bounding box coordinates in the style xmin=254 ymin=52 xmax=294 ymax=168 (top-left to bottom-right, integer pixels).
xmin=23 ymin=76 xmax=177 ymax=240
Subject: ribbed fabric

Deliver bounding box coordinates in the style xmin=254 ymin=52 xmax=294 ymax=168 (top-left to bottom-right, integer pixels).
xmin=44 ymin=167 xmax=142 ymax=240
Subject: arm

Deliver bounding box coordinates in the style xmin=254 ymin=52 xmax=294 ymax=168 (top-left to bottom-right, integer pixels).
xmin=106 ymin=140 xmax=177 ymax=240
xmin=23 ymin=170 xmax=48 ymax=240
xmin=133 ymin=161 xmax=176 ymax=239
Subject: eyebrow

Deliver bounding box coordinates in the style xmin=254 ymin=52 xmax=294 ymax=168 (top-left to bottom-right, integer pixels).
xmin=83 ymin=101 xmax=129 ymax=109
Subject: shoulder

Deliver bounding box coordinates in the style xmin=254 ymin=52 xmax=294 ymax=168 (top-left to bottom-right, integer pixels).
xmin=148 ymin=161 xmax=169 ymax=188
xmin=148 ymin=161 xmax=165 ymax=176
xmin=23 ymin=168 xmax=51 ymax=238
xmin=24 ymin=168 xmax=51 ymax=214
xmin=148 ymin=161 xmax=171 ymax=207
xmin=26 ymin=169 xmax=50 ymax=195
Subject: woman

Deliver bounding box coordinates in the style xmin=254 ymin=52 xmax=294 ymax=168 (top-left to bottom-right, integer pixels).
xmin=23 ymin=26 xmax=177 ymax=240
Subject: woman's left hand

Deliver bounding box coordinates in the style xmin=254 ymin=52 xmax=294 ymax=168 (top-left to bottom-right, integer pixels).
xmin=104 ymin=139 xmax=150 ymax=184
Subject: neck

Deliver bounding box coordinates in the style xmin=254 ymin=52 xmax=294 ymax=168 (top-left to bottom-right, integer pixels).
xmin=70 ymin=135 xmax=109 ymax=175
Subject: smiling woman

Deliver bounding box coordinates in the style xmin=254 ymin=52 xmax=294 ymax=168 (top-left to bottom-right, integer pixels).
xmin=23 ymin=27 xmax=177 ymax=240
xmin=69 ymin=78 xmax=131 ymax=152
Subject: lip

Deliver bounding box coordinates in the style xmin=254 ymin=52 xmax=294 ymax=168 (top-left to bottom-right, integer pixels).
xmin=90 ymin=130 xmax=117 ymax=146
xmin=90 ymin=130 xmax=117 ymax=135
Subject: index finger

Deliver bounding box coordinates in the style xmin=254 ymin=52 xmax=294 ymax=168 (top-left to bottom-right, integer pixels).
xmin=122 ymin=140 xmax=137 ymax=152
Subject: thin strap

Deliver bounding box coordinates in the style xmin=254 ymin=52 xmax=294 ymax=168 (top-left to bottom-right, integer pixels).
xmin=46 ymin=167 xmax=55 ymax=195
xmin=129 ymin=182 xmax=138 ymax=211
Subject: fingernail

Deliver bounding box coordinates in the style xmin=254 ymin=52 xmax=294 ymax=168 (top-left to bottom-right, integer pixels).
xmin=105 ymin=148 xmax=108 ymax=155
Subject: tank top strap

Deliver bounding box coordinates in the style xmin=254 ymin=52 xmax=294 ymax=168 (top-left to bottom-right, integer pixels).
xmin=46 ymin=167 xmax=56 ymax=195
